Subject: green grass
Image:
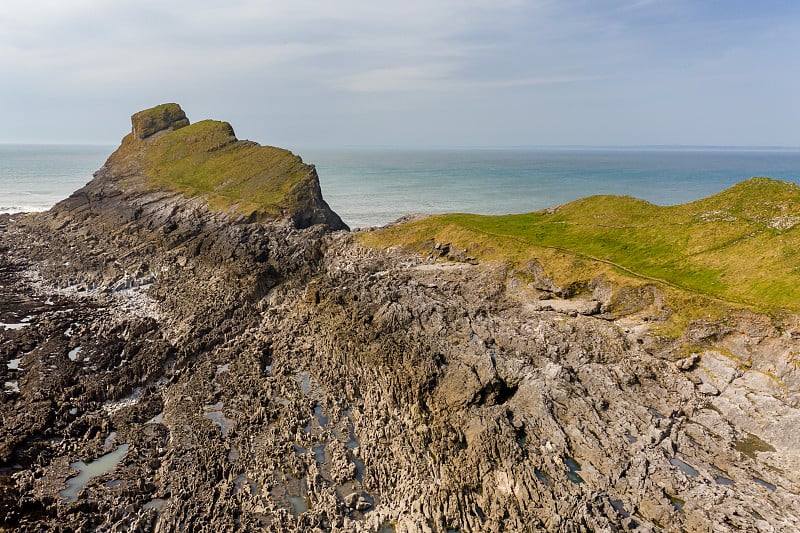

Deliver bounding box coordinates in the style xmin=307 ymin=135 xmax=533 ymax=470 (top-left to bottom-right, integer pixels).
xmin=110 ymin=118 xmax=316 ymax=219
xmin=734 ymin=432 xmax=776 ymax=459
xmin=361 ymin=178 xmax=800 ymax=318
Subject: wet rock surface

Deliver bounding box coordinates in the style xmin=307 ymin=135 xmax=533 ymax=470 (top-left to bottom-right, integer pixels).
xmin=2 ymin=119 xmax=800 ymax=531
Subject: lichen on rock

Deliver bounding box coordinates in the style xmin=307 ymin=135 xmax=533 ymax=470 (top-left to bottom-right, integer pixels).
xmin=131 ymin=102 xmax=189 ymax=139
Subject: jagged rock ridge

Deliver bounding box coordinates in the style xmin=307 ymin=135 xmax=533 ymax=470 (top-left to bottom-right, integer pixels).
xmin=0 ymin=105 xmax=798 ymax=532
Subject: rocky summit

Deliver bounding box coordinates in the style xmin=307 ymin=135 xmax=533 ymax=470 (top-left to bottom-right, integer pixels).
xmin=1 ymin=105 xmax=799 ymax=532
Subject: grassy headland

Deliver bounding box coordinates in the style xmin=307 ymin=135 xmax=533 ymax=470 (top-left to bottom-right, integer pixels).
xmin=139 ymin=120 xmax=314 ymax=218
xmin=109 ymin=108 xmax=317 ymax=220
xmin=361 ymin=178 xmax=800 ymax=332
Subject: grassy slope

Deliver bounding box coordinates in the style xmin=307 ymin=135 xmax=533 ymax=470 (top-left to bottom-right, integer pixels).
xmin=361 ymin=177 xmax=800 ymax=320
xmin=113 ymin=119 xmax=314 ymax=219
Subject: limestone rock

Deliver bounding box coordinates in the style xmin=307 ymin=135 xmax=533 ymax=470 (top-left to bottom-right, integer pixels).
xmin=676 ymin=353 xmax=700 ymax=371
xmin=131 ymin=102 xmax=189 ymax=139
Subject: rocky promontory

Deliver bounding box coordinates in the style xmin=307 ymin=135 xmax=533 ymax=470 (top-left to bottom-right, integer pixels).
xmin=1 ymin=104 xmax=799 ymax=532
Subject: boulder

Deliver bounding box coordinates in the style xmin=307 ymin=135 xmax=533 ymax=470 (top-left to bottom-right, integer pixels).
xmin=131 ymin=103 xmax=190 ymax=139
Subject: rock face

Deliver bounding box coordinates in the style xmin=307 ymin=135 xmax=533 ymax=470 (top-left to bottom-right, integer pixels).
xmin=132 ymin=102 xmax=190 ymax=139
xmin=1 ymin=106 xmax=799 ymax=532
xmin=68 ymin=103 xmax=347 ymax=231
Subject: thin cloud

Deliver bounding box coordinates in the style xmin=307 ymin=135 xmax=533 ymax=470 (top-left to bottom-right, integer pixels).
xmin=339 ymin=64 xmax=460 ymax=93
xmin=339 ymin=66 xmax=605 ymax=93
xmin=471 ymin=75 xmax=607 ymax=89
xmin=621 ymin=0 xmax=659 ymax=10
xmin=0 ymin=0 xmax=797 ymax=146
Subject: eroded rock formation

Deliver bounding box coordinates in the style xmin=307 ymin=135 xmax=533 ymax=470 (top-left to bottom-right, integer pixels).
xmin=132 ymin=103 xmax=190 ymax=139
xmin=1 ymin=105 xmax=798 ymax=532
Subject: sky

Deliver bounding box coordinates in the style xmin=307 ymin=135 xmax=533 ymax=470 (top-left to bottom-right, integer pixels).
xmin=1 ymin=0 xmax=799 ymax=148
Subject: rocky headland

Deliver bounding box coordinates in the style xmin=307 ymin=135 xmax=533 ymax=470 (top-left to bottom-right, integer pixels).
xmin=1 ymin=104 xmax=799 ymax=532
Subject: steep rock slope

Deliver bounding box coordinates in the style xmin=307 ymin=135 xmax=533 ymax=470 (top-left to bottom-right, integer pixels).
xmin=0 ymin=105 xmax=798 ymax=532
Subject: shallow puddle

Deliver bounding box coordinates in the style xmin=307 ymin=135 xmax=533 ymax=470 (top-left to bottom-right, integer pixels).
xmin=287 ymin=494 xmax=309 ymax=515
xmin=228 ymin=446 xmax=240 ymax=462
xmin=203 ymin=404 xmax=235 ymax=437
xmin=346 ymin=429 xmax=360 ymax=449
xmin=669 ymin=457 xmax=699 ymax=477
xmin=735 ymin=433 xmax=776 ymax=459
xmin=143 ymin=498 xmax=168 ymax=512
xmin=352 ymin=453 xmax=366 ymax=482
xmin=234 ymin=474 xmax=258 ymax=496
xmin=59 ymin=444 xmax=130 ymax=502
xmin=610 ymin=499 xmax=629 ymax=518
xmin=314 ymin=405 xmax=329 ymax=427
xmin=312 ymin=444 xmax=326 ymax=463
xmin=7 ymin=358 xmax=21 ymax=370
xmin=534 ymin=468 xmax=552 ymax=486
xmin=753 ymin=477 xmax=776 ymax=491
xmin=565 ymin=456 xmax=583 ymax=484
xmin=474 ymin=503 xmax=486 ymax=522
xmin=68 ymin=347 xmax=81 ymax=361
xmin=668 ymin=494 xmax=685 ymax=511
xmin=0 ymin=322 xmax=28 ymax=330
xmin=304 ymin=404 xmax=329 ymax=434
xmin=274 ymin=474 xmax=310 ymax=515
xmin=298 ymin=373 xmax=311 ymax=395
xmin=333 ymin=409 xmax=361 ymax=450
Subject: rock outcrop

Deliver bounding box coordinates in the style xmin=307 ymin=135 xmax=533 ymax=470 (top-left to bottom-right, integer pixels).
xmin=132 ymin=102 xmax=190 ymax=139
xmin=0 ymin=105 xmax=798 ymax=532
xmin=58 ymin=103 xmax=346 ymax=232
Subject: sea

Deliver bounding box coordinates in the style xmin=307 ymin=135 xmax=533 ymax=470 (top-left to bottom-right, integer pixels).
xmin=2 ymin=144 xmax=800 ymax=229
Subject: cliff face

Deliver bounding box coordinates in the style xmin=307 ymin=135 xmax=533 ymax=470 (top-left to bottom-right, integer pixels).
xmin=1 ymin=106 xmax=799 ymax=532
xmin=56 ymin=103 xmax=347 ymax=229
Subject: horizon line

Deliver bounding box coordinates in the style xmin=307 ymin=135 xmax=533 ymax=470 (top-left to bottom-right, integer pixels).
xmin=3 ymin=142 xmax=800 ymax=152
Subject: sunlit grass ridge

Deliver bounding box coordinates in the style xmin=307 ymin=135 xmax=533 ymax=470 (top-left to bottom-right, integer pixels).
xmin=362 ymin=177 xmax=800 ymax=315
xmin=108 ymin=114 xmax=317 ymax=220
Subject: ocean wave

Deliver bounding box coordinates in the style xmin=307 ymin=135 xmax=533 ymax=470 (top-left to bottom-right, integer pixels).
xmin=0 ymin=205 xmax=48 ymax=214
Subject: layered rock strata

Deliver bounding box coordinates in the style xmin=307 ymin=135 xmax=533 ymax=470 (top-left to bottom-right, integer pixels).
xmin=1 ymin=105 xmax=798 ymax=532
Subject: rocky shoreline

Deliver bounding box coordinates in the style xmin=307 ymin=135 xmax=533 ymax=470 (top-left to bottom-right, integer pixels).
xmin=1 ymin=105 xmax=799 ymax=532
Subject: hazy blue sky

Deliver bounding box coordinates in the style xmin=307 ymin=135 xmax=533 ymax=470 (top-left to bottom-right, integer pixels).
xmin=1 ymin=0 xmax=799 ymax=148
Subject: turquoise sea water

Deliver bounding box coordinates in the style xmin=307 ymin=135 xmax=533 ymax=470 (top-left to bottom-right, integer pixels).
xmin=2 ymin=145 xmax=800 ymax=228
xmin=305 ymin=148 xmax=800 ymax=228
xmin=0 ymin=145 xmax=112 ymax=213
